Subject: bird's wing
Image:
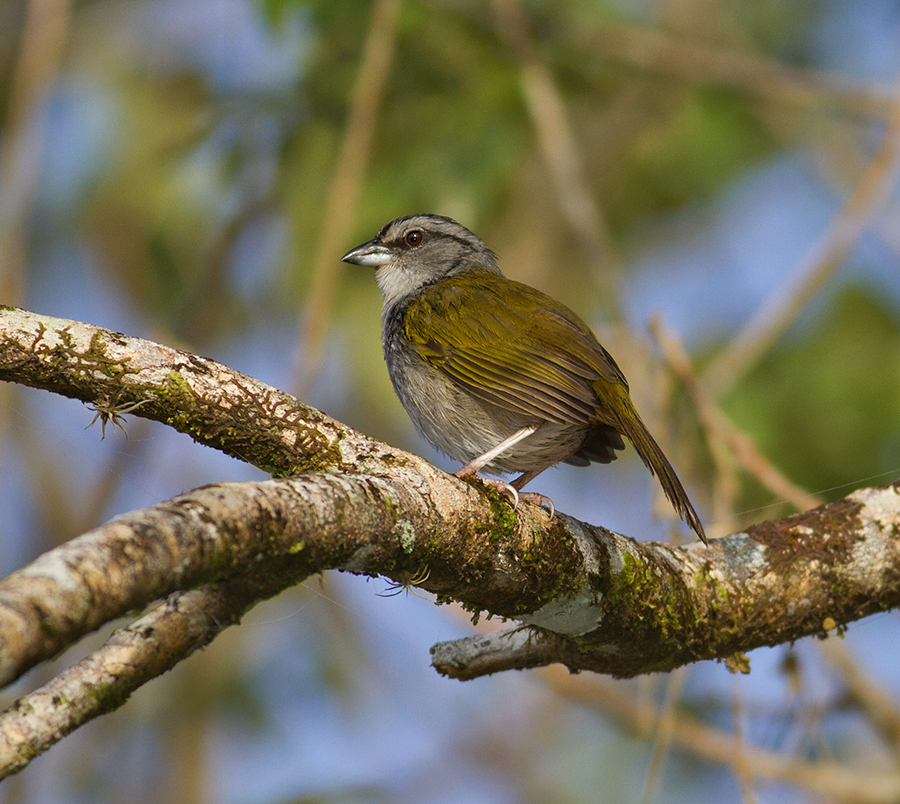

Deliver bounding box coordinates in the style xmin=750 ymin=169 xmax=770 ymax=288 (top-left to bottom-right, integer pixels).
xmin=403 ymin=273 xmax=627 ymax=425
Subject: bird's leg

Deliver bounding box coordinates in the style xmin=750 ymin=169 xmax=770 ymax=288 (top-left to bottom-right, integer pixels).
xmin=510 ymin=469 xmax=541 ymax=489
xmin=455 ymin=425 xmax=539 ymax=477
xmin=454 ymin=426 xmax=553 ymax=514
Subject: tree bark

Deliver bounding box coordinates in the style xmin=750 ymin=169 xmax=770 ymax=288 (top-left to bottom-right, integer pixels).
xmin=1 ymin=306 xmax=899 ymax=777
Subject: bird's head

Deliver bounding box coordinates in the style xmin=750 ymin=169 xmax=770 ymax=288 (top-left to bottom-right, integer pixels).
xmin=342 ymin=214 xmax=500 ymax=307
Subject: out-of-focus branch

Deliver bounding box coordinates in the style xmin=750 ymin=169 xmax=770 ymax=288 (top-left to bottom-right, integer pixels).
xmin=0 ymin=0 xmax=73 ymax=544
xmin=730 ymin=677 xmax=761 ymax=804
xmin=0 ymin=0 xmax=72 ymax=303
xmin=547 ymin=670 xmax=900 ymax=804
xmin=653 ymin=318 xmax=741 ymax=533
xmin=640 ymin=667 xmax=689 ymax=804
xmin=293 ymin=0 xmax=403 ymax=396
xmin=563 ymin=17 xmax=894 ymax=120
xmin=491 ymin=0 xmax=621 ymax=314
xmin=704 ymin=78 xmax=900 ymax=396
xmin=819 ymin=637 xmax=900 ymax=755
xmin=650 ymin=316 xmax=824 ymax=530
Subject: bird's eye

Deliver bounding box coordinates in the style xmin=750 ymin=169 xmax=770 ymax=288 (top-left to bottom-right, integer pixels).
xmin=405 ymin=230 xmax=423 ymax=247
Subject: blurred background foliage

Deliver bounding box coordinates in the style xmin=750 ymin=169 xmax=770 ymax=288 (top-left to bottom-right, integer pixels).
xmin=1 ymin=0 xmax=900 ymax=802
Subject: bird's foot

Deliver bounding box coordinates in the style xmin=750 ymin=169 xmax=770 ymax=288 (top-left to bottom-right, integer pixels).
xmin=481 ymin=477 xmax=521 ymax=508
xmin=455 ymin=470 xmax=555 ymax=516
xmin=454 ymin=470 xmax=519 ymax=507
xmin=518 ymin=492 xmax=555 ymax=517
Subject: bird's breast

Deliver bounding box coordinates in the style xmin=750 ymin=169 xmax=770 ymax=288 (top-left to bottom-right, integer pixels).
xmin=382 ymin=301 xmax=588 ymax=474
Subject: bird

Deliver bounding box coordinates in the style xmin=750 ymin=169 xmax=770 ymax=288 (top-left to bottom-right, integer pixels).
xmin=342 ymin=214 xmax=706 ymax=544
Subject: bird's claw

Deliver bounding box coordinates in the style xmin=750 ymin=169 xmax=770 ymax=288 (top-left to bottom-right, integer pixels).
xmin=519 ymin=492 xmax=555 ymax=517
xmin=468 ymin=477 xmax=555 ymax=516
xmin=472 ymin=477 xmax=520 ymax=508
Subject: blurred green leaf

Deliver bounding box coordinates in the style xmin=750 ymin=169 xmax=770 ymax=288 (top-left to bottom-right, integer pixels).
xmin=725 ymin=285 xmax=900 ymax=501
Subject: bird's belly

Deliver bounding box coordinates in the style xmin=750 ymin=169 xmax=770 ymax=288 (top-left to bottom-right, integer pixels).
xmin=388 ymin=351 xmax=587 ymax=475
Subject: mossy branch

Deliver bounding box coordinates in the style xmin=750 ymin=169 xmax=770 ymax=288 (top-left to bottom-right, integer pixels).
xmin=0 ymin=306 xmax=386 ymax=478
xmin=1 ymin=307 xmax=900 ymax=776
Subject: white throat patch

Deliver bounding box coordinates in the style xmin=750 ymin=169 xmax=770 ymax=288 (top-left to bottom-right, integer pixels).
xmin=375 ymin=263 xmax=423 ymax=308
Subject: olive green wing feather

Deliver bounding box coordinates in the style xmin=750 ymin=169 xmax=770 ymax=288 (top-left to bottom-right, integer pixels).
xmin=405 ymin=271 xmax=707 ymax=541
xmin=403 ymin=273 xmax=625 ymax=425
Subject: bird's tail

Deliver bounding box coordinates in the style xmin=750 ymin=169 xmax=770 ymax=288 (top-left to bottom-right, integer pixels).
xmin=607 ymin=387 xmax=707 ymax=544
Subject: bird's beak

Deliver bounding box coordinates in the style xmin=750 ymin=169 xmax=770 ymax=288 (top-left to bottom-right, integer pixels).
xmin=341 ymin=238 xmax=394 ymax=268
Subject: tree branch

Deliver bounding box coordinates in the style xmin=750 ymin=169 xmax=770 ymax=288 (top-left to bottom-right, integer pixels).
xmin=431 ymin=484 xmax=900 ymax=678
xmin=0 ymin=306 xmax=399 ymax=477
xmin=2 ymin=307 xmax=900 ymax=777
xmin=0 ymin=582 xmax=259 ymax=777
